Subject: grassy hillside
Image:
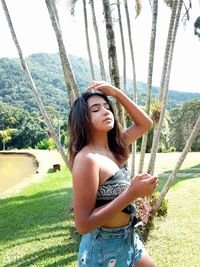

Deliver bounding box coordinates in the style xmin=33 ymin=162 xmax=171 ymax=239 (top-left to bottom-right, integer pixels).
xmin=0 ymin=53 xmax=200 ymax=115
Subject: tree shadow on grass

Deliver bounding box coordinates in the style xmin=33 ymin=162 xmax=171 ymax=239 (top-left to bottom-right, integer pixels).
xmin=157 ymin=163 xmax=200 ymax=192
xmin=0 ymin=187 xmax=80 ymax=266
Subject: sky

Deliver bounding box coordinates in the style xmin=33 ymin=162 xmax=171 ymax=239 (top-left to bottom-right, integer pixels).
xmin=0 ymin=0 xmax=199 ymax=93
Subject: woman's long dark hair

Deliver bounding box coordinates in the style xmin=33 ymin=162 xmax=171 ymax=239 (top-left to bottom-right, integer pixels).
xmin=68 ymin=90 xmax=129 ymax=168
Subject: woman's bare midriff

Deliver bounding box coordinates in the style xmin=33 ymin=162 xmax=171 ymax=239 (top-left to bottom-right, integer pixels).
xmin=102 ymin=210 xmax=131 ymax=228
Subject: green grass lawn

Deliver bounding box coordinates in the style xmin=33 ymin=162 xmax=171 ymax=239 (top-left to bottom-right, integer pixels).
xmin=146 ymin=177 xmax=200 ymax=267
xmin=0 ymin=152 xmax=200 ymax=266
xmin=0 ymin=166 xmax=79 ymax=267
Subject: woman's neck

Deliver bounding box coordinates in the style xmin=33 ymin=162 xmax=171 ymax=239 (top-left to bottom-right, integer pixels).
xmin=90 ymin=133 xmax=109 ymax=150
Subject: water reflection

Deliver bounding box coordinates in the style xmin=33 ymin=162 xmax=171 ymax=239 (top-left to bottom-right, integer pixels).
xmin=0 ymin=153 xmax=38 ymax=193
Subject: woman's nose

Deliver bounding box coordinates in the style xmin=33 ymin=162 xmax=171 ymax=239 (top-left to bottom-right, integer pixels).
xmin=102 ymin=107 xmax=109 ymax=115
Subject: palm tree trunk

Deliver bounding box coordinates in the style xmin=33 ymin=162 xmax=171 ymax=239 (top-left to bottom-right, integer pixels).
xmin=116 ymin=0 xmax=126 ymax=129
xmin=158 ymin=0 xmax=179 ymax=102
xmin=102 ymin=0 xmax=120 ymax=87
xmin=83 ymin=0 xmax=95 ymax=80
xmin=153 ymin=114 xmax=200 ymax=211
xmin=147 ymin=0 xmax=180 ymax=175
xmin=138 ymin=0 xmax=158 ymax=174
xmin=1 ymin=0 xmax=68 ymax=166
xmin=102 ymin=0 xmax=124 ymax=127
xmin=89 ymin=0 xmax=106 ymax=80
xmin=124 ymin=0 xmax=137 ymax=175
xmin=46 ymin=0 xmax=79 ymax=106
xmin=117 ymin=0 xmax=127 ymax=94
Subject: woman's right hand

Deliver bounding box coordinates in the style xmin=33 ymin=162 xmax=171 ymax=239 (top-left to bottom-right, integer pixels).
xmin=87 ymin=81 xmax=120 ymax=97
xmin=128 ymin=173 xmax=158 ymax=199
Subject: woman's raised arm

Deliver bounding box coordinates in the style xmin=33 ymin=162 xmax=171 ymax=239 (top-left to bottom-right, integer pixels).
xmin=87 ymin=81 xmax=153 ymax=144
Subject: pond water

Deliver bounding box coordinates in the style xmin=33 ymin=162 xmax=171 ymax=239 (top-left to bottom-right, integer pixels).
xmin=0 ymin=153 xmax=38 ymax=193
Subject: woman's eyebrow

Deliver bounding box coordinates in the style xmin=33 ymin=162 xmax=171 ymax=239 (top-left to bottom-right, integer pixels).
xmin=90 ymin=103 xmax=100 ymax=109
xmin=90 ymin=102 xmax=108 ymax=109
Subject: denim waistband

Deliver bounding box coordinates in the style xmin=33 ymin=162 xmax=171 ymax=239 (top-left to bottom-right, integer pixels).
xmin=90 ymin=217 xmax=143 ymax=240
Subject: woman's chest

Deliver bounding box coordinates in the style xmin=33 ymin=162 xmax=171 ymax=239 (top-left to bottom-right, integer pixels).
xmin=94 ymin=154 xmax=123 ymax=185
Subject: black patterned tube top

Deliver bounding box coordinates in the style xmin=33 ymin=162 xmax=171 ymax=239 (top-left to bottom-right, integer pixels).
xmin=96 ymin=167 xmax=137 ymax=215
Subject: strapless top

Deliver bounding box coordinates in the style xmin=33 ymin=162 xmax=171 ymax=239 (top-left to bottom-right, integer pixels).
xmin=96 ymin=167 xmax=137 ymax=216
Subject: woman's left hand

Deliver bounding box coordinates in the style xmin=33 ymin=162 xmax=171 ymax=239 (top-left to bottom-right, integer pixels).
xmin=87 ymin=81 xmax=119 ymax=97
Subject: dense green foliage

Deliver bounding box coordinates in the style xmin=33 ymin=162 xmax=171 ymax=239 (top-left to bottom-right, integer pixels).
xmin=0 ymin=102 xmax=47 ymax=149
xmin=0 ymin=53 xmax=101 ymax=116
xmin=169 ymin=100 xmax=200 ymax=151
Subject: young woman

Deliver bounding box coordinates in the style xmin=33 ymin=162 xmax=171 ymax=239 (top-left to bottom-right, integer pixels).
xmin=68 ymin=81 xmax=158 ymax=267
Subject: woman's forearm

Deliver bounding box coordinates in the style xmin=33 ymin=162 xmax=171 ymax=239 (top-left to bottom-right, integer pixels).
xmin=75 ymin=187 xmax=135 ymax=234
xmin=114 ymin=88 xmax=153 ymax=128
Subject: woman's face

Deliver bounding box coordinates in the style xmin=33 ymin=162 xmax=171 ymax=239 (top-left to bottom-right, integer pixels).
xmin=87 ymin=95 xmax=114 ymax=133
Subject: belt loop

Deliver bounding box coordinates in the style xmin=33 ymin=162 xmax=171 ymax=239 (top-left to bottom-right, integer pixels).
xmin=134 ymin=221 xmax=144 ymax=244
xmin=91 ymin=228 xmax=100 ymax=240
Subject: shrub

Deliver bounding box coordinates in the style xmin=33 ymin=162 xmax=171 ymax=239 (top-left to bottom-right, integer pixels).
xmin=157 ymin=143 xmax=167 ymax=153
xmin=36 ymin=137 xmax=55 ymax=150
xmin=47 ymin=137 xmax=56 ymax=150
xmin=149 ymin=192 xmax=168 ymax=217
xmin=141 ymin=192 xmax=168 ymax=241
xmin=168 ymin=146 xmax=176 ymax=152
xmin=36 ymin=139 xmax=49 ymax=149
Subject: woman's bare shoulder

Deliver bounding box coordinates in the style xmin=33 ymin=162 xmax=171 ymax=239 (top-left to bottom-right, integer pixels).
xmin=72 ymin=146 xmax=98 ymax=172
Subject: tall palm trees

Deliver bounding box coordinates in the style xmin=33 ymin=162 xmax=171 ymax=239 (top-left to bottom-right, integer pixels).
xmin=116 ymin=0 xmax=127 ymax=92
xmin=89 ymin=0 xmax=106 ymax=80
xmin=82 ymin=0 xmax=95 ymax=80
xmin=102 ymin=0 xmax=125 ymax=126
xmin=46 ymin=0 xmax=79 ymax=106
xmin=147 ymin=0 xmax=183 ymax=175
xmin=123 ymin=0 xmax=137 ymax=175
xmin=67 ymin=0 xmax=106 ymax=81
xmin=138 ymin=0 xmax=158 ymax=174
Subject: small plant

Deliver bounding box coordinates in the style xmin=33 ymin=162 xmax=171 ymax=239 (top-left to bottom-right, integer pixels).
xmin=168 ymin=146 xmax=176 ymax=152
xmin=157 ymin=143 xmax=167 ymax=153
xmin=36 ymin=139 xmax=49 ymax=149
xmin=150 ymin=98 xmax=162 ymax=126
xmin=36 ymin=137 xmax=55 ymax=150
xmin=47 ymin=137 xmax=56 ymax=150
xmin=0 ymin=128 xmax=18 ymax=150
xmin=141 ymin=192 xmax=168 ymax=241
xmin=149 ymin=192 xmax=168 ymax=217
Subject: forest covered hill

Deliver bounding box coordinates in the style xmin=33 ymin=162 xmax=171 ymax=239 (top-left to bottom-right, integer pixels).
xmin=0 ymin=52 xmax=199 ymax=116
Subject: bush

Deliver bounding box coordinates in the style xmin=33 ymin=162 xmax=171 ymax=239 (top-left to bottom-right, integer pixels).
xmin=149 ymin=192 xmax=168 ymax=217
xmin=141 ymin=192 xmax=168 ymax=241
xmin=157 ymin=143 xmax=167 ymax=153
xmin=157 ymin=197 xmax=168 ymax=217
xmin=36 ymin=139 xmax=49 ymax=149
xmin=47 ymin=137 xmax=56 ymax=150
xmin=36 ymin=137 xmax=55 ymax=150
xmin=168 ymin=146 xmax=176 ymax=152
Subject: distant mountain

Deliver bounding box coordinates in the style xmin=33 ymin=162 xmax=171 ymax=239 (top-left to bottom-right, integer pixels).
xmin=135 ymin=81 xmax=200 ymax=108
xmin=0 ymin=52 xmax=199 ymax=115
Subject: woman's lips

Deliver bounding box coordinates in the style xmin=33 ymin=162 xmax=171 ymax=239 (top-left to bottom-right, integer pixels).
xmin=103 ymin=117 xmax=112 ymax=123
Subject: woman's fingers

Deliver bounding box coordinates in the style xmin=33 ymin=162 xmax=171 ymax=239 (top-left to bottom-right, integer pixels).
xmin=87 ymin=80 xmax=106 ymax=90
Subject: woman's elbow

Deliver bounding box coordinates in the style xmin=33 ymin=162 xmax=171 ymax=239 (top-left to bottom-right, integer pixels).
xmin=75 ymin=226 xmax=88 ymax=235
xmin=140 ymin=118 xmax=153 ymax=135
xmin=75 ymin=221 xmax=90 ymax=235
xmin=146 ymin=118 xmax=153 ymax=130
xmin=140 ymin=118 xmax=153 ymax=132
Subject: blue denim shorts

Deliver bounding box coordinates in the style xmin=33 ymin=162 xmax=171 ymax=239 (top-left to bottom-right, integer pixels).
xmin=77 ymin=219 xmax=147 ymax=267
